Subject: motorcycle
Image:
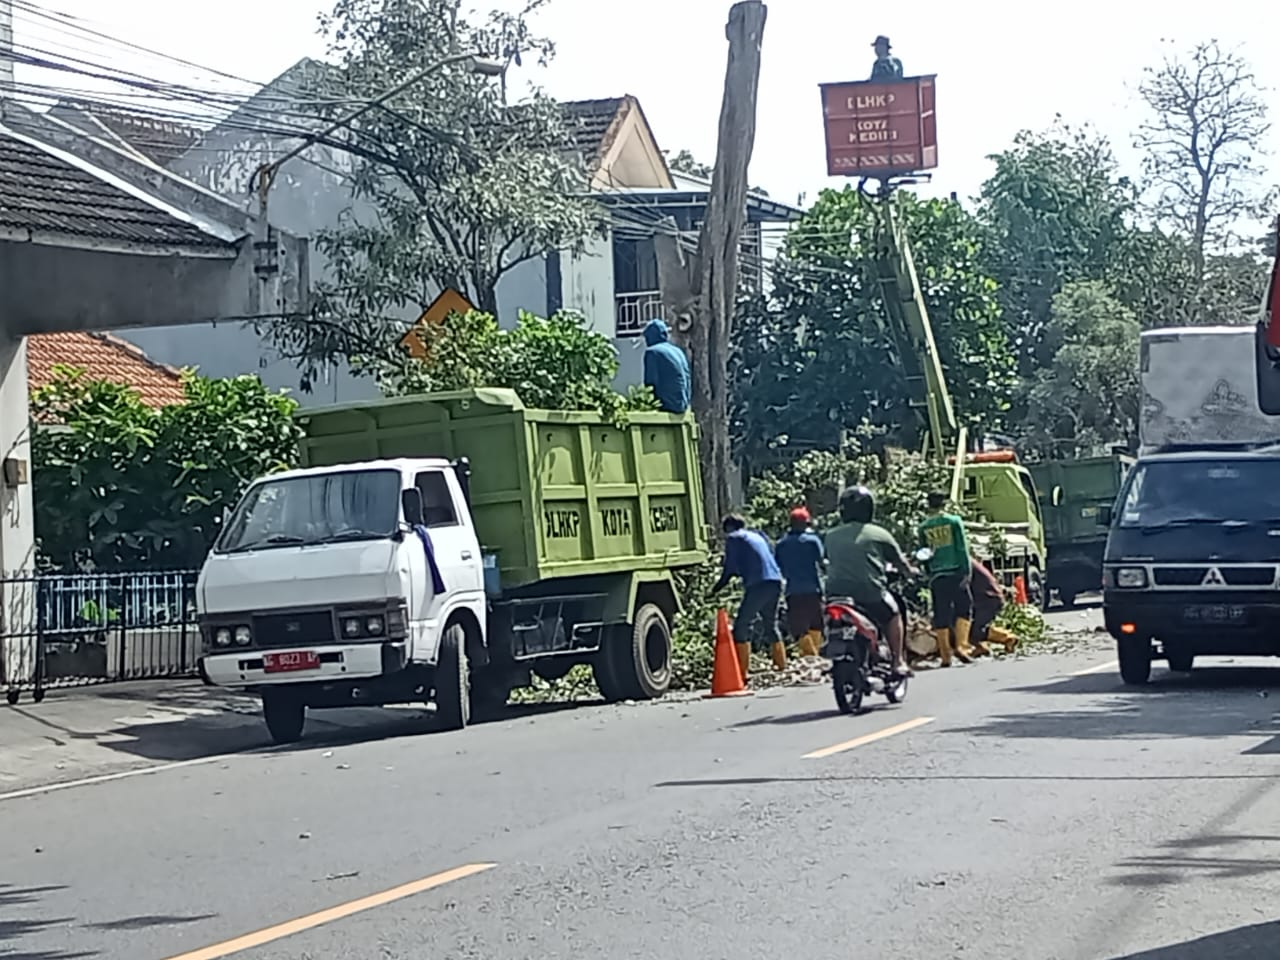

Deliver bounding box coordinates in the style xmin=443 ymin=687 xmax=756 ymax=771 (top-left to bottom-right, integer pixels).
xmin=822 ymin=562 xmax=915 ymax=715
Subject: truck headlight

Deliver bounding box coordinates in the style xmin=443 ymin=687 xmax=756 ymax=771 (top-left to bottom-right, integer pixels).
xmin=1116 ymin=567 xmax=1148 ymax=588
xmin=365 ymin=615 xmax=384 ymax=635
xmin=342 ymin=617 xmax=362 ymax=638
xmin=234 ymin=625 xmax=252 ymax=646
xmin=214 ymin=627 xmax=232 ymax=647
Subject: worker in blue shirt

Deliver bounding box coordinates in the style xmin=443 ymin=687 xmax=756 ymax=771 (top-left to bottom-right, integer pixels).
xmin=774 ymin=506 xmax=826 ymax=657
xmin=712 ymin=513 xmax=785 ymax=676
xmin=642 ymin=318 xmax=691 ymax=414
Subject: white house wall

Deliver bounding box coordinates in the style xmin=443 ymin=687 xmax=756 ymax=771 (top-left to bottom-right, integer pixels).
xmin=111 ymin=129 xmax=380 ymax=407
xmin=0 ymin=331 xmax=35 ymax=684
xmin=493 ymin=256 xmax=550 ymax=329
xmin=562 ymin=233 xmax=615 ymax=336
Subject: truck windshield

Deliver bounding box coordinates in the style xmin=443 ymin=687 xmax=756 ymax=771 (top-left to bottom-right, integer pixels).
xmin=1118 ymin=459 xmax=1280 ymax=528
xmin=215 ymin=469 xmax=401 ymax=553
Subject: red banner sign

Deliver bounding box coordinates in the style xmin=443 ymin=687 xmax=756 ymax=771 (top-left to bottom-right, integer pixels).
xmin=819 ymin=75 xmax=937 ymax=179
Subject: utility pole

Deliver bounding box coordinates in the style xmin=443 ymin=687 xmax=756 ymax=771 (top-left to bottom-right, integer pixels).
xmin=655 ymin=1 xmax=767 ymax=522
xmin=0 ymin=0 xmax=14 ymax=98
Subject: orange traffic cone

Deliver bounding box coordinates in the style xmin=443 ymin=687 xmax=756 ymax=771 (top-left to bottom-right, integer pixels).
xmin=705 ymin=608 xmax=751 ymax=698
xmin=1013 ymin=575 xmax=1029 ymax=605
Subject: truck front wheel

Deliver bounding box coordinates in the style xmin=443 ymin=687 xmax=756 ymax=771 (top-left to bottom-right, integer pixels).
xmin=599 ymin=603 xmax=672 ymax=702
xmin=435 ymin=622 xmax=471 ymax=731
xmin=263 ymin=690 xmax=306 ymax=745
xmin=1118 ymin=636 xmax=1153 ymax=686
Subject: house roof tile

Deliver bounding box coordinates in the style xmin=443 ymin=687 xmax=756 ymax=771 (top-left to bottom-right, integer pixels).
xmin=562 ymin=97 xmax=629 ymax=165
xmin=0 ymin=129 xmax=231 ymax=249
xmin=58 ymin=103 xmax=206 ymax=167
xmin=27 ymin=331 xmax=187 ymax=408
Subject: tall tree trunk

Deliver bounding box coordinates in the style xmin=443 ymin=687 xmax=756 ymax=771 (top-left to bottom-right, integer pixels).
xmin=657 ymin=1 xmax=767 ymax=524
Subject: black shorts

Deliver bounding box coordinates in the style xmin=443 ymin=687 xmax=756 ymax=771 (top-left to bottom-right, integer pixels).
xmin=930 ymin=572 xmax=973 ymax=629
xmin=786 ymin=594 xmax=824 ymax=637
xmin=858 ymin=590 xmax=899 ymax=631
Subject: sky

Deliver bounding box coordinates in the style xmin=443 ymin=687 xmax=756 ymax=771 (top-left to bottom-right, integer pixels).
xmin=8 ymin=0 xmax=1279 ymax=215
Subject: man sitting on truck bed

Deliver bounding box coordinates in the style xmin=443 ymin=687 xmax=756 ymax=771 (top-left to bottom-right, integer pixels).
xmin=642 ymin=319 xmax=691 ymax=414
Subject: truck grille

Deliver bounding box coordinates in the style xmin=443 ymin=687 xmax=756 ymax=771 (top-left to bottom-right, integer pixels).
xmin=1152 ymin=566 xmax=1276 ymax=587
xmin=1152 ymin=567 xmax=1206 ymax=586
xmin=251 ymin=611 xmax=335 ymax=647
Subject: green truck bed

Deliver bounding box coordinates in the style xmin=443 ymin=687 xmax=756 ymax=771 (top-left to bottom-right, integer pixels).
xmin=1030 ymin=454 xmax=1134 ymax=546
xmin=297 ymin=389 xmax=709 ymax=588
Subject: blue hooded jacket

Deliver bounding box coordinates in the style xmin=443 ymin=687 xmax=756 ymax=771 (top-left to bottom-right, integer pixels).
xmin=642 ymin=319 xmax=691 ymax=414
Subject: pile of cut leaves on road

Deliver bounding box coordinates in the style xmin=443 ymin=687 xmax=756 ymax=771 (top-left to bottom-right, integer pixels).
xmin=510 ymin=564 xmax=1055 ymax=706
xmin=513 ymin=445 xmax=1061 ymax=706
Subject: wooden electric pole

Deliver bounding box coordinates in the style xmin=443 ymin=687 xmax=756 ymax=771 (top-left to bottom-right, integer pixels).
xmin=655 ymin=0 xmax=767 ymax=524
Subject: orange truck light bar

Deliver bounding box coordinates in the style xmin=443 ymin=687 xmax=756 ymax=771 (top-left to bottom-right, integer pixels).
xmin=947 ymin=450 xmax=1018 ymax=465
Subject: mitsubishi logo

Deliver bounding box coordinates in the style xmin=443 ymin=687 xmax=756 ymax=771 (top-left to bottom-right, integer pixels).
xmin=1202 ymin=568 xmax=1225 ymax=586
xmin=285 ymin=621 xmax=301 ymax=632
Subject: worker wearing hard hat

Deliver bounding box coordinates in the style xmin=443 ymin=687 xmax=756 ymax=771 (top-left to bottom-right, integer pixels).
xmin=774 ymin=506 xmax=826 ymax=658
xmin=870 ymin=35 xmax=904 ymax=81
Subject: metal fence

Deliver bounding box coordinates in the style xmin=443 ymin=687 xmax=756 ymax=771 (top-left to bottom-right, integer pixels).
xmin=1 ymin=569 xmax=199 ymax=704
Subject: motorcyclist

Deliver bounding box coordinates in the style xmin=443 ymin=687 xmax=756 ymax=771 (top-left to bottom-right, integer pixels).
xmin=823 ymin=485 xmax=917 ymax=677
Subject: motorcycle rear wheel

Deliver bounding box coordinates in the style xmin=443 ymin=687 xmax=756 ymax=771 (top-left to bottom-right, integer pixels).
xmin=832 ymin=660 xmax=864 ymax=715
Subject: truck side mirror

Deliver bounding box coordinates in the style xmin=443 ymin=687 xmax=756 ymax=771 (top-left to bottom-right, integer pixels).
xmin=1097 ymin=504 xmax=1113 ymax=527
xmin=401 ymin=488 xmax=424 ymax=527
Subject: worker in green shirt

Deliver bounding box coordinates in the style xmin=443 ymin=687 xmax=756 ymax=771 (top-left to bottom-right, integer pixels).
xmin=918 ymin=492 xmax=976 ymax=666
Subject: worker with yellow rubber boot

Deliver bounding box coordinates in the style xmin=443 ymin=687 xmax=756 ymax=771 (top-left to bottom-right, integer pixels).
xmin=774 ymin=507 xmax=826 ymax=657
xmin=968 ymin=557 xmax=1020 ymax=656
xmin=711 ymin=514 xmax=788 ymax=677
xmin=918 ymin=492 xmax=978 ymax=666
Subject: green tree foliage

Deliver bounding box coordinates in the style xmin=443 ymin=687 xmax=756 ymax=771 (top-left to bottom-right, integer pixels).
xmin=265 ymin=0 xmax=606 ymax=387
xmin=978 ymin=121 xmax=1136 ymax=371
xmin=1019 ymin=282 xmax=1142 ymax=458
xmin=31 ymin=370 xmax=300 ymax=572
xmin=731 ymin=187 xmax=1014 ymax=470
xmin=385 ymin=308 xmax=658 ymax=419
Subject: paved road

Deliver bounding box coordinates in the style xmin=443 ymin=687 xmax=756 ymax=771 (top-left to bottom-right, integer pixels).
xmin=4 ymin=616 xmax=1280 ymax=959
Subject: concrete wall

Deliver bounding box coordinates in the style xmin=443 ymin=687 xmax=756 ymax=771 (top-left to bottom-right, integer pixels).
xmin=128 ymin=124 xmax=382 ymax=406
xmin=561 ymin=233 xmax=615 ymax=332
xmin=0 ymin=332 xmax=35 ymax=684
xmin=493 ymin=256 xmax=551 ymax=329
xmin=149 ymin=118 xmax=569 ymax=402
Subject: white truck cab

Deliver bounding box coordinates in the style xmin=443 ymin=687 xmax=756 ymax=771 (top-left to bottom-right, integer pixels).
xmin=197 ymin=458 xmax=486 ymax=741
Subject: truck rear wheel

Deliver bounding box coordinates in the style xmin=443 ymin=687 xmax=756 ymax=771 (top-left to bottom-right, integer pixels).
xmin=435 ymin=622 xmax=471 ymax=731
xmin=1118 ymin=637 xmax=1152 ymax=686
xmin=600 ymin=603 xmax=672 ymax=702
xmin=263 ymin=690 xmax=305 ymax=745
xmin=591 ymin=650 xmax=626 ymax=703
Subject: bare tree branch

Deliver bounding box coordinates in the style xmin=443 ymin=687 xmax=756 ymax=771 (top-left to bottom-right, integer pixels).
xmin=1134 ymin=39 xmax=1277 ymax=289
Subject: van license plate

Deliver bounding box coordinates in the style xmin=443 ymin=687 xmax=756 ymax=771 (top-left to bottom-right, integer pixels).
xmin=263 ymin=651 xmax=321 ymax=673
xmin=1181 ymin=605 xmax=1247 ymax=625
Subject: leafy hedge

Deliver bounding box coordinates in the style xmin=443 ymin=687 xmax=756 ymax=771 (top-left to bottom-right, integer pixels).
xmin=31 ymin=367 xmax=300 ymax=572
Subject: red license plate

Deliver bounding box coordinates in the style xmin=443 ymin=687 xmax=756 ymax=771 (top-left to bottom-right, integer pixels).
xmin=262 ymin=651 xmax=321 ymax=673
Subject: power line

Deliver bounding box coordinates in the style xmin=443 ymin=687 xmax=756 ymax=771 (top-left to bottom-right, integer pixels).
xmin=11 ymin=0 xmax=262 ymax=88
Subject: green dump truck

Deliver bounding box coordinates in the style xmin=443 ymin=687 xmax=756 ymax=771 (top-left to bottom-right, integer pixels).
xmin=1030 ymin=453 xmax=1134 ymax=607
xmin=196 ymin=388 xmax=709 ymax=743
